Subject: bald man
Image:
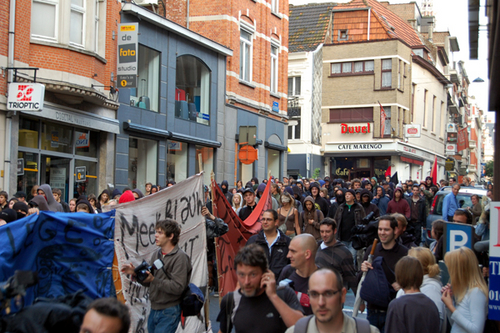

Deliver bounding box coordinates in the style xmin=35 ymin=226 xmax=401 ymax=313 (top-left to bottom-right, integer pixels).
xmin=278 ymin=234 xmax=319 ymax=315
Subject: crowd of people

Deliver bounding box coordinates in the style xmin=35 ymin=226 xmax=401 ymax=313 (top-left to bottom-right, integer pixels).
xmin=0 ymin=174 xmax=495 ymax=333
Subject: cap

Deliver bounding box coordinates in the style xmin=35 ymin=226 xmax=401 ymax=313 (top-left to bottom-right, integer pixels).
xmin=0 ymin=208 xmax=17 ymax=223
xmin=13 ymin=201 xmax=28 ymax=214
xmin=242 ymin=187 xmax=255 ymax=195
xmin=14 ymin=191 xmax=26 ymax=199
xmin=345 ymin=189 xmax=356 ymax=196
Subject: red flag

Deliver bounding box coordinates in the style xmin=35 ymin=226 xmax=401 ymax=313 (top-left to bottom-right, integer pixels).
xmin=379 ymin=102 xmax=387 ymax=136
xmin=212 ymin=178 xmax=273 ymax=298
xmin=385 ymin=166 xmax=391 ymax=177
xmin=457 ymin=126 xmax=469 ymax=152
xmin=430 ymin=155 xmax=438 ymax=185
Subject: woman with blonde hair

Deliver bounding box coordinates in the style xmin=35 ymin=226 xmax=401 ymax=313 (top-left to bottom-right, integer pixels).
xmin=397 ymin=247 xmax=446 ymax=332
xmin=232 ymin=192 xmax=243 ymax=212
xmin=442 ymin=247 xmax=488 ymax=333
xmin=278 ymin=191 xmax=300 ymax=237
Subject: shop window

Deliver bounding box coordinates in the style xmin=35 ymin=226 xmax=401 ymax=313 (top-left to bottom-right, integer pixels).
xmin=130 ymin=45 xmax=160 ymax=112
xmin=128 ymin=137 xmax=157 ymax=191
xmin=381 ymin=59 xmax=392 ymax=88
xmin=75 ymin=130 xmax=98 ymax=158
xmin=195 ymin=146 xmax=214 ymax=186
xmin=41 ymin=121 xmax=73 ymax=154
xmin=167 ymin=140 xmax=188 ymax=183
xmin=288 ymin=77 xmax=301 ymax=96
xmin=19 ymin=118 xmax=40 ymax=149
xmin=240 ymin=28 xmax=253 ymax=82
xmin=270 ymin=44 xmax=279 ymax=94
xmin=73 ymin=160 xmax=97 ymax=201
xmin=329 ymin=107 xmax=373 ymax=122
xmin=268 ymin=149 xmax=280 ymax=179
xmin=17 ymin=151 xmax=39 ymax=201
xmin=175 ymin=55 xmax=211 ymax=125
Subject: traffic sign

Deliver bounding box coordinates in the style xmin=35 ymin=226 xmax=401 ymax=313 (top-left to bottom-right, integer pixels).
xmin=444 ymin=222 xmax=474 ymax=253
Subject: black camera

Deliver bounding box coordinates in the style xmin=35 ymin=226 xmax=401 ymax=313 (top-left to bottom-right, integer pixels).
xmin=134 ymin=260 xmax=153 ymax=283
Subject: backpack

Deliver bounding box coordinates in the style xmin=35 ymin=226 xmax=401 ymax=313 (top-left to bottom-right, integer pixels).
xmin=293 ymin=314 xmax=371 ymax=333
xmin=359 ymin=256 xmax=395 ymax=308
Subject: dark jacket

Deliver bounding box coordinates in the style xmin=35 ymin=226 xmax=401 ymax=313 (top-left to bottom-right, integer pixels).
xmin=309 ymin=182 xmax=329 ymax=217
xmin=327 ymin=188 xmax=345 ymax=219
xmin=221 ymin=180 xmax=233 ymax=204
xmin=386 ymin=188 xmax=411 ymax=219
xmin=247 ymin=229 xmax=290 ymax=278
xmin=360 ymin=189 xmax=380 ymax=219
xmin=406 ymin=195 xmax=426 ymax=225
xmin=301 ymin=196 xmax=324 ymax=240
xmin=371 ymin=186 xmax=390 ymax=215
xmin=334 ymin=201 xmax=366 ymax=241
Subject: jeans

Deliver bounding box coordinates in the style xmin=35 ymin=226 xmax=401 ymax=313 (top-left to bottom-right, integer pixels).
xmin=148 ymin=304 xmax=181 ymax=333
xmin=367 ymin=308 xmax=387 ymax=333
xmin=341 ymin=241 xmax=362 ymax=270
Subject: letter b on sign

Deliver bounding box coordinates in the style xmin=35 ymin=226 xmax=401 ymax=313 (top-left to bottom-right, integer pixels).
xmin=445 ymin=222 xmax=473 ymax=253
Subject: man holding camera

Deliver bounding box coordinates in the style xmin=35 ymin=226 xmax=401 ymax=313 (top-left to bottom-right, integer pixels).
xmin=121 ymin=219 xmax=192 ymax=333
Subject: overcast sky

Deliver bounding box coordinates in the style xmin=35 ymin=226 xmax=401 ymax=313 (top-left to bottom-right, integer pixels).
xmin=289 ymin=0 xmax=491 ymax=111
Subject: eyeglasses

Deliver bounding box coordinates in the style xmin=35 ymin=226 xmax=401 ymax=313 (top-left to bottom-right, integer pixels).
xmin=308 ymin=290 xmax=340 ymax=299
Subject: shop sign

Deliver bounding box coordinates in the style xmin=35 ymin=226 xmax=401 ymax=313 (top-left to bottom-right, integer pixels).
xmin=167 ymin=141 xmax=182 ymax=151
xmin=445 ymin=158 xmax=455 ymax=171
xmin=404 ymin=124 xmax=421 ymax=138
xmin=7 ymin=83 xmax=45 ymax=112
xmin=335 ymin=168 xmax=350 ymax=176
xmin=326 ymin=142 xmax=397 ymax=153
xmin=75 ymin=166 xmax=86 ymax=182
xmin=117 ymin=23 xmax=138 ymax=88
xmin=446 ymin=143 xmax=456 ymax=154
xmin=446 ymin=123 xmax=457 ymax=133
xmin=447 ymin=132 xmax=457 ymax=143
xmin=75 ymin=131 xmax=90 ymax=148
xmin=51 ymin=131 xmax=59 ymax=148
xmin=17 ymin=158 xmax=24 ymax=176
xmin=272 ymin=101 xmax=279 ymax=112
xmin=340 ymin=123 xmax=371 ymax=134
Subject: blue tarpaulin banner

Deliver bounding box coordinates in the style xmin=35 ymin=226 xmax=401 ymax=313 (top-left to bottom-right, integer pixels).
xmin=0 ymin=211 xmax=115 ymax=306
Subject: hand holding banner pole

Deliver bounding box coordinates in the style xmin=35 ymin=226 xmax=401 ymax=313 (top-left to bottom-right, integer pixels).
xmin=352 ymin=238 xmax=378 ymax=317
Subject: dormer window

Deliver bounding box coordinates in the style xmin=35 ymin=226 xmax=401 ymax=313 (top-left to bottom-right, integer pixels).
xmin=339 ymin=30 xmax=348 ymax=41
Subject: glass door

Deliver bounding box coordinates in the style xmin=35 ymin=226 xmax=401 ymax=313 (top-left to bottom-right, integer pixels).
xmin=41 ymin=156 xmax=71 ymax=203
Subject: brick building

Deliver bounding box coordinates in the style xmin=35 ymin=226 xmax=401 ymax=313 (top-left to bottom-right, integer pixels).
xmin=0 ymin=0 xmax=122 ymax=200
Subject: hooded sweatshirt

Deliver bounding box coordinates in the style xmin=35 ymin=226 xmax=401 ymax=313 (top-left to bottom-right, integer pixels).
xmin=301 ymin=196 xmax=324 ymax=240
xmin=38 ymin=184 xmax=63 ymax=212
xmin=360 ymin=189 xmax=380 ymax=218
xmin=386 ymin=188 xmax=411 ymax=219
xmin=327 ymin=188 xmax=345 ymax=219
xmin=371 ymin=186 xmax=390 ymax=216
xmin=309 ymin=182 xmax=329 ymax=217
xmin=76 ymin=195 xmax=95 ymax=213
xmin=221 ymin=180 xmax=233 ymax=204
xmin=29 ymin=195 xmax=50 ymax=211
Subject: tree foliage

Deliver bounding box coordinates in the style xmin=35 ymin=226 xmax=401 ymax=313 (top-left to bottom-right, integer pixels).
xmin=485 ymin=160 xmax=494 ymax=178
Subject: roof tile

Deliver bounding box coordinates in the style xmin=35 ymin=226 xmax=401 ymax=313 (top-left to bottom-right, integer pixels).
xmin=289 ymin=3 xmax=335 ymax=53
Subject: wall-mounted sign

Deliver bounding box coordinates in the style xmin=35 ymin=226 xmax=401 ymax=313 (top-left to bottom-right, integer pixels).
xmin=445 ymin=158 xmax=455 ymax=171
xmin=447 ymin=132 xmax=458 ymax=143
xmin=340 ymin=123 xmax=371 ymax=134
xmin=272 ymin=101 xmax=279 ymax=112
xmin=75 ymin=166 xmax=86 ymax=182
xmin=117 ymin=23 xmax=138 ymax=88
xmin=404 ymin=124 xmax=421 ymax=138
xmin=7 ymin=83 xmax=45 ymax=112
xmin=75 ymin=131 xmax=90 ymax=148
xmin=17 ymin=158 xmax=24 ymax=176
xmin=446 ymin=123 xmax=457 ymax=133
xmin=446 ymin=143 xmax=456 ymax=154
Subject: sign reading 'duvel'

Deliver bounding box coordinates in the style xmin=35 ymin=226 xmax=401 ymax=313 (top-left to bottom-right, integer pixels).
xmin=340 ymin=123 xmax=371 ymax=134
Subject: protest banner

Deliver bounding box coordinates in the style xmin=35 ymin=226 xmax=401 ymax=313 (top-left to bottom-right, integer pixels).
xmin=213 ymin=178 xmax=273 ymax=298
xmin=0 ymin=211 xmax=115 ymax=306
xmin=114 ymin=173 xmax=208 ymax=333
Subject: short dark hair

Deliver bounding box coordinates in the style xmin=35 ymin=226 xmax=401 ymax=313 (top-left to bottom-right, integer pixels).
xmin=234 ymin=243 xmax=268 ymax=273
xmin=263 ymin=209 xmax=278 ymax=221
xmin=52 ymin=188 xmax=62 ymax=196
xmin=156 ymin=219 xmax=181 ymax=245
xmin=412 ymin=184 xmax=420 ymax=190
xmin=395 ymin=256 xmax=424 ymax=290
xmin=0 ymin=191 xmax=8 ymax=199
xmin=454 ymin=208 xmax=473 ymax=224
xmin=86 ymin=297 xmax=131 ymax=333
xmin=471 ymin=194 xmax=480 ymax=201
xmin=77 ymin=203 xmax=90 ymax=212
xmin=431 ymin=220 xmax=445 ymax=240
xmin=319 ymin=217 xmax=337 ymax=232
xmin=430 ymin=186 xmax=438 ymax=193
xmin=378 ymin=215 xmax=398 ymax=230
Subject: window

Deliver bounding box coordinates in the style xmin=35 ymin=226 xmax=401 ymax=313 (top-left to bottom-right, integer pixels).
xmin=129 ymin=45 xmax=160 ymax=112
xmin=129 ymin=137 xmax=157 ymax=191
xmin=167 ymin=140 xmax=188 ymax=183
xmin=32 ymin=0 xmax=58 ymax=40
xmin=271 ymin=0 xmax=279 ymax=13
xmin=383 ymin=106 xmax=392 ymax=137
xmin=329 ymin=107 xmax=373 ymax=122
xmin=381 ymin=59 xmax=392 ymax=88
xmin=288 ymin=77 xmax=301 ymax=96
xmin=270 ymin=44 xmax=279 ymax=94
xmin=240 ymin=29 xmax=252 ymax=82
xmin=331 ymin=60 xmax=374 ymax=75
xmin=423 ymin=89 xmax=428 ymax=126
xmin=397 ymin=60 xmax=401 ymax=89
xmin=175 ymin=55 xmax=211 ymax=125
xmin=339 ymin=30 xmax=348 ymax=41
xmin=70 ymin=0 xmax=85 ymax=47
xmin=288 ymin=119 xmax=301 ymax=140
xmin=440 ymin=101 xmax=445 ymax=137
xmin=432 ymin=96 xmax=436 ymax=132
xmin=31 ymin=0 xmax=105 ymax=56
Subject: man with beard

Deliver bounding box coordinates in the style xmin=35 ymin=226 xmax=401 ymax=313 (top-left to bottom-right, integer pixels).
xmin=217 ymin=244 xmax=304 ymax=333
xmin=315 ymin=218 xmax=357 ymax=294
xmin=359 ymin=189 xmax=380 ymax=219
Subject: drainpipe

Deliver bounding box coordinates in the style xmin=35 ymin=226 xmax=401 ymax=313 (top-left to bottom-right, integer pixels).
xmin=5 ymin=0 xmax=16 ymax=193
xmin=367 ymin=8 xmax=371 ymax=40
xmin=186 ymin=0 xmax=189 ymax=29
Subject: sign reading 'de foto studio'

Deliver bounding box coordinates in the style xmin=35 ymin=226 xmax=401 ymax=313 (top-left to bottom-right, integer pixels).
xmin=7 ymin=83 xmax=45 ymax=111
xmin=117 ymin=23 xmax=138 ymax=89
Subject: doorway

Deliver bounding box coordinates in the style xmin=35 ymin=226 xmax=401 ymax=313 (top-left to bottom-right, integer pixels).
xmin=41 ymin=156 xmax=71 ymax=203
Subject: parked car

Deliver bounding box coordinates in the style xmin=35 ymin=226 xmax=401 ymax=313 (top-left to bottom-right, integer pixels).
xmin=424 ymin=186 xmax=487 ymax=245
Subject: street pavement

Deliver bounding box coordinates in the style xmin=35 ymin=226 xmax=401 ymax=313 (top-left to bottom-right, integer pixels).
xmin=207 ymin=289 xmax=366 ymax=332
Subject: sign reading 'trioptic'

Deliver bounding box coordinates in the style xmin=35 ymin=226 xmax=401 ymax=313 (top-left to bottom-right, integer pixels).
xmin=7 ymin=83 xmax=45 ymax=111
xmin=117 ymin=23 xmax=138 ymax=89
